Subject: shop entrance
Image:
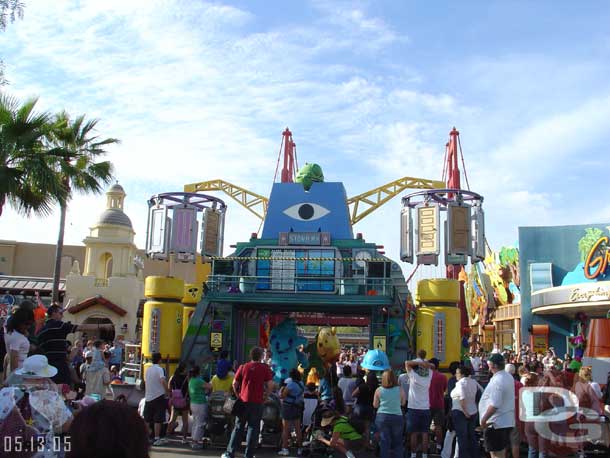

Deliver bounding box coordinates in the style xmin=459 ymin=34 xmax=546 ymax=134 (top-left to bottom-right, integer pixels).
xmin=82 ymin=316 xmax=115 ymax=343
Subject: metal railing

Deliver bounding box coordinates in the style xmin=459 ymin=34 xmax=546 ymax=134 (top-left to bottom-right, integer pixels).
xmin=206 ymin=275 xmax=393 ymax=296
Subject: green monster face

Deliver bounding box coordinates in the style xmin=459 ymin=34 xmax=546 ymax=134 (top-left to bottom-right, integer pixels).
xmin=295 ymin=163 xmax=324 ymax=191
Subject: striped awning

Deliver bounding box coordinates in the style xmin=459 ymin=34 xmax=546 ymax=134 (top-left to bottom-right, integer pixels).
xmin=0 ymin=275 xmax=65 ymax=293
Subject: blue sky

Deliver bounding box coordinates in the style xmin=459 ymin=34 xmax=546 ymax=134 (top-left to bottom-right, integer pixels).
xmin=1 ymin=0 xmax=610 ymax=276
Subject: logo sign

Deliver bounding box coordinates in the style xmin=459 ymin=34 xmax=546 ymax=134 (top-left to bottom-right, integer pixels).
xmin=279 ymin=232 xmax=331 ymax=246
xmin=373 ymin=336 xmax=386 ymax=351
xmin=584 ymin=236 xmax=610 ymax=279
xmin=210 ymin=332 xmax=223 ymax=351
xmin=569 ymin=285 xmax=610 ymax=302
xmin=519 ymin=387 xmax=602 ymax=452
xmin=1 ymin=294 xmax=15 ymax=306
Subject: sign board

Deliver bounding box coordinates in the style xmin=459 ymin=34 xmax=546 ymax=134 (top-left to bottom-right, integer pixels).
xmin=531 ymin=281 xmax=610 ymax=309
xmin=373 ymin=335 xmax=386 ymax=352
xmin=417 ymin=205 xmax=440 ymax=255
xmin=532 ymin=334 xmax=548 ymax=354
xmin=447 ymin=203 xmax=471 ymax=256
xmin=201 ymin=208 xmax=224 ymax=257
xmin=170 ymin=206 xmax=198 ymax=257
xmin=584 ymin=236 xmax=610 ymax=279
xmin=146 ymin=206 xmax=169 ymax=258
xmin=210 ymin=332 xmax=223 ymax=351
xmin=279 ymin=232 xmax=331 ymax=246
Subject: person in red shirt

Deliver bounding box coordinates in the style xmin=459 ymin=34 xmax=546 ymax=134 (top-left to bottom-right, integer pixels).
xmin=429 ymin=358 xmax=448 ymax=454
xmin=223 ymin=347 xmax=274 ymax=458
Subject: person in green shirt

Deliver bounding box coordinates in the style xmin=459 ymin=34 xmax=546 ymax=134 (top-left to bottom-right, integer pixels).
xmin=188 ymin=366 xmax=211 ymax=449
xmin=317 ymin=410 xmax=364 ymax=458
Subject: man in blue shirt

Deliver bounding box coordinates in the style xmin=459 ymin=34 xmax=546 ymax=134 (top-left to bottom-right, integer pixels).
xmin=109 ymin=339 xmax=123 ymax=368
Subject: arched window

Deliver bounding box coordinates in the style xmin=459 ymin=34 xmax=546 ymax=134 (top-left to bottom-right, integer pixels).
xmin=100 ymin=252 xmax=113 ymax=279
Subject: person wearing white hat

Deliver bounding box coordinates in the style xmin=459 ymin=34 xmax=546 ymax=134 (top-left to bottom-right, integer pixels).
xmin=2 ymin=354 xmax=74 ymax=454
xmin=15 ymin=354 xmax=59 ymax=379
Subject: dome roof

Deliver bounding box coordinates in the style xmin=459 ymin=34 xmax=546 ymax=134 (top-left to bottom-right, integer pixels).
xmin=108 ymin=183 xmax=125 ymax=194
xmin=97 ymin=208 xmax=133 ymax=228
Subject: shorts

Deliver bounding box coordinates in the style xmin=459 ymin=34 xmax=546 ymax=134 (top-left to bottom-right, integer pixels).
xmin=406 ymin=408 xmax=431 ymax=433
xmin=144 ymin=395 xmax=168 ymax=424
xmin=484 ymin=427 xmax=511 ymax=452
xmin=281 ymin=403 xmax=303 ymax=421
xmin=430 ymin=408 xmax=445 ymax=432
xmin=509 ymin=426 xmax=520 ymax=447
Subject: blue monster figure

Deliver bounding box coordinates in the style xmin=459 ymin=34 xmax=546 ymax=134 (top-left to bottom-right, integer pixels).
xmin=269 ymin=318 xmax=309 ymax=383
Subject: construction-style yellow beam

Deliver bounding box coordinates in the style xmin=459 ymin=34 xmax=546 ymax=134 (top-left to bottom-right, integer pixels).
xmin=347 ymin=176 xmax=445 ymax=225
xmin=184 ymin=179 xmax=268 ymax=220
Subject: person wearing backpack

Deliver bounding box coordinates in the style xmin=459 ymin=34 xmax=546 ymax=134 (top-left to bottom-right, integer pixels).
xmin=279 ymin=368 xmax=305 ymax=456
xmin=373 ymin=369 xmax=406 ymax=458
xmin=167 ymin=363 xmax=190 ymax=443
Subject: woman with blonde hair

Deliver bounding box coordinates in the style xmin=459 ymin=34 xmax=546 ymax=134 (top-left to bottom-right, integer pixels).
xmin=373 ymin=370 xmax=405 ymax=458
xmin=574 ymin=366 xmax=602 ymax=414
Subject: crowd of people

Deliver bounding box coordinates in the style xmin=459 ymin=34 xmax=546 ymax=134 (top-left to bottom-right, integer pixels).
xmin=2 ymin=299 xmax=610 ymax=458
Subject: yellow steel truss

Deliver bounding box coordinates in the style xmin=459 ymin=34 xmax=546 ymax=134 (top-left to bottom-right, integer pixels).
xmin=346 ymin=176 xmax=445 ymax=225
xmin=185 ymin=176 xmax=444 ymax=225
xmin=184 ymin=179 xmax=269 ymax=220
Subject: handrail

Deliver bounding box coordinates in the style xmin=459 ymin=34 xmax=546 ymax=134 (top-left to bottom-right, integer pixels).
xmin=206 ymin=274 xmax=393 ymax=296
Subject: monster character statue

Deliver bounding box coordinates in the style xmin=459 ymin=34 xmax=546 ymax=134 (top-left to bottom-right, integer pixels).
xmin=384 ymin=304 xmax=407 ymax=360
xmin=305 ymin=326 xmax=340 ymax=379
xmin=269 ymin=318 xmax=309 ymax=383
xmin=295 ymin=163 xmax=324 ymax=191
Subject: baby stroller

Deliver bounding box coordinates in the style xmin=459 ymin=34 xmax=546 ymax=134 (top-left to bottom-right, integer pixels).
xmin=260 ymin=392 xmax=283 ymax=448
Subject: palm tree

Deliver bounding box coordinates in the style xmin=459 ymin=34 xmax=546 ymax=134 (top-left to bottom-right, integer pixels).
xmin=0 ymin=93 xmax=67 ymax=217
xmin=48 ymin=111 xmax=119 ymax=302
xmin=577 ymin=228 xmax=604 ymax=263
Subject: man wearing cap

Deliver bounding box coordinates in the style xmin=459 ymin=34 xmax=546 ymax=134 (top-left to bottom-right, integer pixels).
xmin=36 ymin=304 xmax=112 ymax=387
xmin=479 ymin=353 xmax=515 ymax=458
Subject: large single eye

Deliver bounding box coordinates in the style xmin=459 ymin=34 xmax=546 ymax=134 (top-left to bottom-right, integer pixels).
xmin=283 ymin=203 xmax=330 ymax=221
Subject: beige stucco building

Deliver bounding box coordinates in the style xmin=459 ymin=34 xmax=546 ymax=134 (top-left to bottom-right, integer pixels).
xmin=61 ymin=184 xmax=143 ymax=341
xmin=0 ymin=184 xmax=205 ymax=342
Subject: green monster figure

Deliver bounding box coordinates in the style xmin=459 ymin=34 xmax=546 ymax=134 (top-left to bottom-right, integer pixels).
xmin=295 ymin=163 xmax=324 ymax=191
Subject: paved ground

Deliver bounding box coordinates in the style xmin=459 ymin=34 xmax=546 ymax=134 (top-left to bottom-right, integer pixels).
xmin=147 ymin=438 xmax=442 ymax=458
xmin=148 ymin=440 xmax=301 ymax=458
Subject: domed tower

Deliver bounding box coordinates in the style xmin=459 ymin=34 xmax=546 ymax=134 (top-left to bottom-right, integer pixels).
xmin=83 ymin=183 xmax=137 ymax=278
xmin=64 ymin=183 xmax=143 ymax=342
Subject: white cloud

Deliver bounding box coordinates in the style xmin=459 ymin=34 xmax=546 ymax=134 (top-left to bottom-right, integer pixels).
xmin=2 ymin=0 xmax=610 ymax=265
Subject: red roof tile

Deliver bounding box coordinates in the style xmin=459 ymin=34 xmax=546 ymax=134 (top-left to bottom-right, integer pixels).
xmin=68 ymin=296 xmax=127 ymax=317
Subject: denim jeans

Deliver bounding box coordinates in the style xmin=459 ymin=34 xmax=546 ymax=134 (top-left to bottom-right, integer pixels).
xmin=527 ymin=446 xmax=547 ymax=458
xmin=191 ymin=403 xmax=209 ymax=442
xmin=451 ymin=410 xmax=479 ymax=458
xmin=375 ymin=413 xmax=404 ymax=458
xmin=227 ymin=402 xmax=263 ymax=458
